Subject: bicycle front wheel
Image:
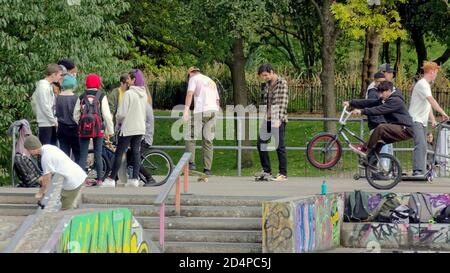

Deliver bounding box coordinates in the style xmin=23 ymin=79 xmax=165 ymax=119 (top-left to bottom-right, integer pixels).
xmin=86 ymin=153 xmax=111 ymax=181
xmin=306 ymin=133 xmax=342 ymax=169
xmin=365 ymin=153 xmax=402 ymax=190
xmin=140 ymin=149 xmax=174 ymax=186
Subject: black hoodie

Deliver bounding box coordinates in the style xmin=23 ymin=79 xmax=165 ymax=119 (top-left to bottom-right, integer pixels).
xmin=350 ymin=91 xmax=413 ymax=128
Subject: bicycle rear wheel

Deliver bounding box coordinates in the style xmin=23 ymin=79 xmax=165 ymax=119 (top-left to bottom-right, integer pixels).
xmin=365 ymin=153 xmax=402 ymax=190
xmin=306 ymin=133 xmax=342 ymax=169
xmin=140 ymin=149 xmax=174 ymax=186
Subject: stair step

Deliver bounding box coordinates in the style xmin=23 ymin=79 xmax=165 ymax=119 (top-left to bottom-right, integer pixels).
xmin=0 ymin=204 xmax=37 ymax=216
xmin=163 ymin=242 xmax=262 ymax=253
xmin=82 ymin=193 xmax=274 ymax=207
xmin=80 ymin=204 xmax=262 ymax=218
xmin=137 ymin=216 xmax=261 ymax=230
xmin=0 ymin=193 xmax=37 ymax=204
xmin=145 ymin=229 xmax=262 ymax=243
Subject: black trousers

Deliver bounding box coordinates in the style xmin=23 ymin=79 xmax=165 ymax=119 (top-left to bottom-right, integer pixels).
xmin=109 ymin=135 xmax=143 ymax=179
xmin=38 ymin=126 xmax=57 ymax=146
xmin=57 ymin=124 xmax=80 ymax=163
xmin=126 ymin=141 xmax=152 ymax=179
xmin=257 ymin=121 xmax=287 ymax=176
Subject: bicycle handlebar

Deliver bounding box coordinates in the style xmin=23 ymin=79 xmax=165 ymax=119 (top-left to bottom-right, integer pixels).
xmin=339 ymin=106 xmax=353 ymax=125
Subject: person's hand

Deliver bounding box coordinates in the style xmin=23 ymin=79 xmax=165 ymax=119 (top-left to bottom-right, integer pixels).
xmin=442 ymin=112 xmax=449 ymax=122
xmin=431 ymin=120 xmax=438 ymax=128
xmin=343 ymin=101 xmax=350 ymax=108
xmin=183 ymin=110 xmax=190 ymax=122
xmin=352 ymin=109 xmax=362 ymax=116
xmin=35 ymin=192 xmax=44 ymax=200
xmin=272 ymin=120 xmax=281 ymax=128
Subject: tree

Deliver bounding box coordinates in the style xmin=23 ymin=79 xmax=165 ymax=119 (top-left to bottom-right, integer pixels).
xmin=0 ymin=0 xmax=133 ymax=184
xmin=332 ymin=0 xmax=407 ymax=97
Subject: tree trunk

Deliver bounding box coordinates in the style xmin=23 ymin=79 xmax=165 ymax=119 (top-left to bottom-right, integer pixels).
xmin=394 ymin=38 xmax=401 ymax=74
xmin=361 ymin=28 xmax=381 ymax=97
xmin=382 ymin=42 xmax=390 ymax=64
xmin=319 ymin=0 xmax=338 ymax=133
xmin=433 ymin=48 xmax=450 ymax=66
xmin=228 ymin=37 xmax=253 ymax=168
xmin=411 ymin=27 xmax=427 ymax=75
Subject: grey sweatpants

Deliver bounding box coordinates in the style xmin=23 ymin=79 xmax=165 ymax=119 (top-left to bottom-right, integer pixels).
xmin=412 ymin=121 xmax=427 ymax=172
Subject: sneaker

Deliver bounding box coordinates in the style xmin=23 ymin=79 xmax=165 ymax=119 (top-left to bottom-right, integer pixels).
xmin=95 ymin=179 xmax=104 ymax=187
xmin=101 ymin=178 xmax=116 ymax=188
xmin=143 ymin=176 xmax=157 ymax=187
xmin=254 ymin=171 xmax=271 ymax=177
xmin=203 ymin=169 xmax=212 ymax=176
xmin=84 ymin=179 xmax=97 ymax=187
xmin=271 ymin=174 xmax=288 ymax=182
xmin=412 ymin=170 xmax=425 ymax=177
xmin=189 ymin=162 xmax=196 ymax=171
xmin=125 ymin=178 xmax=139 ymax=187
xmin=349 ymin=144 xmax=367 ymax=157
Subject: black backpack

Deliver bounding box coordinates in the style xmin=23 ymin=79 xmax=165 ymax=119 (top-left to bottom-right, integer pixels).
xmin=345 ymin=190 xmax=371 ymax=222
xmin=79 ymin=92 xmax=104 ymax=138
xmin=13 ymin=153 xmax=41 ymax=188
xmin=435 ymin=205 xmax=450 ymax=224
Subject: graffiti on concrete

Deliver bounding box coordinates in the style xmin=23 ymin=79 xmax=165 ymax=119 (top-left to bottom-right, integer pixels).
xmin=262 ymin=203 xmax=294 ymax=253
xmin=428 ymin=194 xmax=450 ymax=211
xmin=58 ymin=208 xmax=149 ymax=253
xmin=263 ymin=194 xmax=344 ymax=253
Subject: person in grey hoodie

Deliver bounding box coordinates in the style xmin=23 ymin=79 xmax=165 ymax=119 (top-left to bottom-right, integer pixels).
xmin=104 ymin=69 xmax=148 ymax=187
xmin=31 ymin=64 xmax=63 ymax=145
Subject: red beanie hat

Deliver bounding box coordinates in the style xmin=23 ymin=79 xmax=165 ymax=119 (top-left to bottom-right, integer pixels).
xmin=85 ymin=73 xmax=101 ymax=89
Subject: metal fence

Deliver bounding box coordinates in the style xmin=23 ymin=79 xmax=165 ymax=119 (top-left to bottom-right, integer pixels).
xmin=150 ymin=80 xmax=450 ymax=114
xmin=151 ymin=115 xmax=449 ymax=178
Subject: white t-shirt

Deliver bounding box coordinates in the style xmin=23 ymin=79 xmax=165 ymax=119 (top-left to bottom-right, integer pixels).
xmin=409 ymin=78 xmax=432 ymax=126
xmin=40 ymin=145 xmax=86 ymax=190
xmin=187 ymin=74 xmax=220 ymax=114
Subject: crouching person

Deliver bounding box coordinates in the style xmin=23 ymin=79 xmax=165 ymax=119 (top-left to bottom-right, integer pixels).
xmin=24 ymin=135 xmax=86 ymax=210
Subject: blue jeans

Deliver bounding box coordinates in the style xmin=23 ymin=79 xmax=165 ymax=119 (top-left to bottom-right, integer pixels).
xmin=78 ymin=137 xmax=103 ymax=180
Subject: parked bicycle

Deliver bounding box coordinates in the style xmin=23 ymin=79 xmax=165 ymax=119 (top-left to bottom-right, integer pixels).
xmin=306 ymin=106 xmax=403 ymax=190
xmin=425 ymin=120 xmax=450 ymax=182
xmin=86 ymin=140 xmax=174 ymax=186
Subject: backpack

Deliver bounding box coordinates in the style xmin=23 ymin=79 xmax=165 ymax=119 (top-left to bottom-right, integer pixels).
xmin=370 ymin=193 xmax=400 ymax=222
xmin=13 ymin=153 xmax=41 ymax=188
xmin=435 ymin=205 xmax=450 ymax=224
xmin=79 ymin=92 xmax=104 ymax=138
xmin=344 ymin=190 xmax=370 ymax=222
xmin=408 ymin=193 xmax=433 ymax=223
xmin=390 ymin=205 xmax=411 ymax=224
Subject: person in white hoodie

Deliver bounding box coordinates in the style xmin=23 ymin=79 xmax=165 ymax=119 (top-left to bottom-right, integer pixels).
xmin=104 ymin=69 xmax=148 ymax=187
xmin=31 ymin=64 xmax=63 ymax=145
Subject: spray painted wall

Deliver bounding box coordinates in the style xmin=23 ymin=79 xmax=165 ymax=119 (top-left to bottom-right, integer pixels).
xmin=263 ymin=193 xmax=344 ymax=253
xmin=341 ymin=193 xmax=450 ymax=250
xmin=56 ymin=208 xmax=150 ymax=253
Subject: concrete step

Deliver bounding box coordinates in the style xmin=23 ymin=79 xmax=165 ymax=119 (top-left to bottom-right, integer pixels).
xmin=145 ymin=229 xmax=262 ymax=243
xmin=137 ymin=216 xmax=261 ymax=230
xmin=164 ymin=242 xmax=262 ymax=253
xmin=80 ymin=204 xmax=262 ymax=218
xmin=0 ymin=204 xmax=37 ymax=216
xmin=82 ymin=193 xmax=275 ymax=207
xmin=0 ymin=193 xmax=36 ymax=204
xmin=0 ymin=216 xmax=27 ymax=252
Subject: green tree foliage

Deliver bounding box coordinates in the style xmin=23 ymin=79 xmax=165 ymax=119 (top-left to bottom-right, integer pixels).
xmin=0 ymin=0 xmax=133 ymax=184
xmin=331 ymin=0 xmax=407 ymax=42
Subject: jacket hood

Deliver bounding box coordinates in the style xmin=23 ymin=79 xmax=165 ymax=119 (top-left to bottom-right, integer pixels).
xmin=389 ymin=90 xmax=405 ymax=102
xmin=128 ymin=86 xmax=146 ymax=98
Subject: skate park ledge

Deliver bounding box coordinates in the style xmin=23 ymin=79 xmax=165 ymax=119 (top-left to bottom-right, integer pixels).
xmin=262 ymin=192 xmax=450 ymax=253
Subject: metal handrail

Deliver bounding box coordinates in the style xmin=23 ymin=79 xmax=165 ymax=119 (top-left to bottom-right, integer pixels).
xmin=3 ymin=174 xmax=60 ymax=253
xmin=154 ymin=152 xmax=191 ymax=251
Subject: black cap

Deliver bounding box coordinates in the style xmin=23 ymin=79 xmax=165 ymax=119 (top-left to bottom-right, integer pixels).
xmin=379 ymin=63 xmax=395 ymax=73
xmin=374 ymin=72 xmax=385 ymax=79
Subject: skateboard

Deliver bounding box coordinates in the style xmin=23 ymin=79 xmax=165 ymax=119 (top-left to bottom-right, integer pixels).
xmin=254 ymin=173 xmax=272 ymax=182
xmin=189 ymin=170 xmax=209 ymax=182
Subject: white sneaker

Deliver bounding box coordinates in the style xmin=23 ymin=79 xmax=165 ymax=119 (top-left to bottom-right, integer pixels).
xmin=101 ymin=178 xmax=116 ymax=188
xmin=125 ymin=179 xmax=139 ymax=187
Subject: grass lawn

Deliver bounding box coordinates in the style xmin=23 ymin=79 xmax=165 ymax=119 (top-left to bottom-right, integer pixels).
xmin=152 ymin=110 xmax=419 ymax=178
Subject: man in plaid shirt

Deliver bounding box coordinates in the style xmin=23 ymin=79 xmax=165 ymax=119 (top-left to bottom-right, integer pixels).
xmin=256 ymin=63 xmax=289 ymax=181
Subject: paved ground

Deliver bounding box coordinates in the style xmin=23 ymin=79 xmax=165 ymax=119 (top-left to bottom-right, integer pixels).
xmin=2 ymin=176 xmax=450 ymax=197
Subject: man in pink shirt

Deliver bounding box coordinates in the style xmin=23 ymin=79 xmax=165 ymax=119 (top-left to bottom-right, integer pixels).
xmin=183 ymin=67 xmax=220 ymax=175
